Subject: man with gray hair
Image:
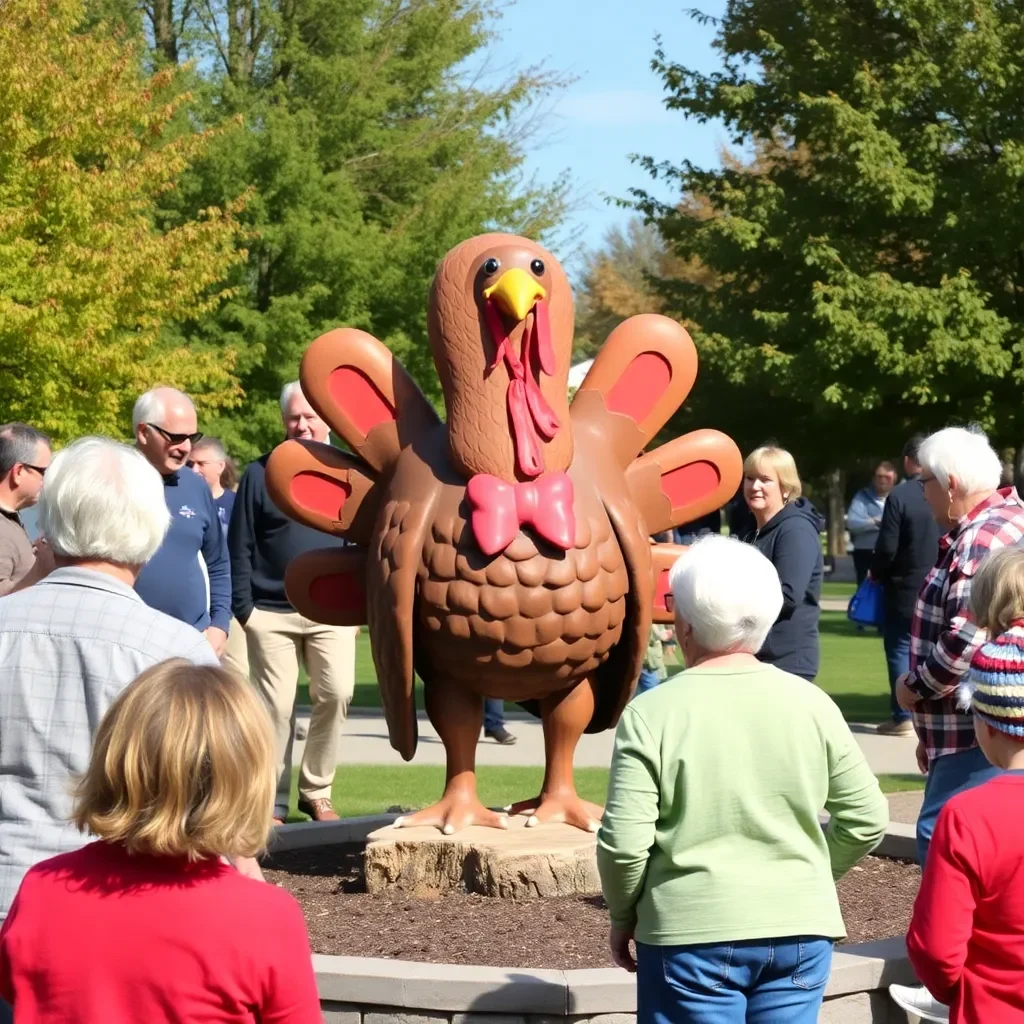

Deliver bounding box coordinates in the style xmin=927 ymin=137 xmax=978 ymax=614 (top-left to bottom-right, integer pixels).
xmin=0 ymin=437 xmax=219 ymax=925
xmin=229 ymin=382 xmax=356 ymax=823
xmin=132 ymin=386 xmax=231 ymax=656
xmin=0 ymin=423 xmax=51 ymax=595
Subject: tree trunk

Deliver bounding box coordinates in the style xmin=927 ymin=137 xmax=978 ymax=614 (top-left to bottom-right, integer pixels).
xmin=827 ymin=468 xmax=846 ymax=558
xmin=150 ymin=0 xmax=179 ymax=64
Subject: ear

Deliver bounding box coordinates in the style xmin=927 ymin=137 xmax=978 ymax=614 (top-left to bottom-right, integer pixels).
xmin=299 ymin=328 xmax=441 ymax=475
xmin=627 ymin=430 xmax=744 ymax=537
xmin=265 ymin=439 xmax=380 ymax=546
xmin=285 ymin=548 xmax=367 ymax=627
xmin=571 ymin=314 xmax=698 ymax=467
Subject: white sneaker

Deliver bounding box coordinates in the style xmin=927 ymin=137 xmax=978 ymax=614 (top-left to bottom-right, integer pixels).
xmin=888 ymin=984 xmax=950 ymax=1022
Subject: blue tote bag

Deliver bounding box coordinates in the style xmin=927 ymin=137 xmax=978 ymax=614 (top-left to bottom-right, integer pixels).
xmin=847 ymin=577 xmax=885 ymax=628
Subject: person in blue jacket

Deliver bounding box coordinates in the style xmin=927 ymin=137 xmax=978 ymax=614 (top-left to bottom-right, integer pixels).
xmin=132 ymin=387 xmax=231 ymax=659
xmin=742 ymin=445 xmax=824 ymax=681
xmin=846 ymin=461 xmax=897 ymax=585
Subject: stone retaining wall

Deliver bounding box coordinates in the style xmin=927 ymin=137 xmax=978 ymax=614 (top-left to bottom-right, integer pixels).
xmin=271 ymin=816 xmax=919 ymax=1024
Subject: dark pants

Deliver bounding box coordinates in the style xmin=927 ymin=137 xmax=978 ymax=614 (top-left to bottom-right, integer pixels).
xmin=917 ymin=746 xmax=1001 ymax=866
xmin=636 ymin=937 xmax=833 ymax=1024
xmin=483 ymin=698 xmax=504 ymax=733
xmin=881 ymin=610 xmax=913 ymax=724
xmin=634 ymin=669 xmax=661 ymax=698
xmin=852 ymin=549 xmax=874 ymax=585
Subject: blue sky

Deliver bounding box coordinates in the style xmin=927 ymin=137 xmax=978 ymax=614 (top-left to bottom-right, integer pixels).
xmin=483 ymin=0 xmax=729 ymax=264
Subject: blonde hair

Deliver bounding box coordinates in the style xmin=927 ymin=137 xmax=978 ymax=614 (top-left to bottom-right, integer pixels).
xmin=969 ymin=548 xmax=1024 ymax=634
xmin=743 ymin=445 xmax=802 ymax=502
xmin=74 ymin=660 xmax=276 ymax=860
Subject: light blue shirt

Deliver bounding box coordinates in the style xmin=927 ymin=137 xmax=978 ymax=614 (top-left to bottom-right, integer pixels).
xmin=0 ymin=567 xmax=217 ymax=918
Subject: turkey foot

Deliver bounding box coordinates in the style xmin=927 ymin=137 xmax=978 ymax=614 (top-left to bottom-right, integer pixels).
xmin=396 ymin=777 xmax=509 ymax=835
xmin=509 ymin=678 xmax=603 ymax=833
xmin=508 ymin=789 xmax=603 ymax=832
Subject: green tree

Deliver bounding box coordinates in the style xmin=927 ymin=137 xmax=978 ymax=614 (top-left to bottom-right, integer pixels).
xmin=0 ymin=0 xmax=245 ymax=444
xmin=634 ymin=1 xmax=1024 ymax=477
xmin=102 ymin=0 xmax=571 ymax=460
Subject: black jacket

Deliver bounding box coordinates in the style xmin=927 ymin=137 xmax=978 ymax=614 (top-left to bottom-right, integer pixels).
xmin=227 ymin=453 xmax=347 ymax=623
xmin=747 ymin=498 xmax=825 ymax=680
xmin=870 ymin=475 xmax=941 ymax=621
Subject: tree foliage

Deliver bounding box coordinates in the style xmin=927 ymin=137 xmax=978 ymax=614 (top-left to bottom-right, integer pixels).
xmin=0 ymin=0 xmax=244 ymax=443
xmin=98 ymin=0 xmax=571 ymax=460
xmin=632 ymin=1 xmax=1024 ymax=475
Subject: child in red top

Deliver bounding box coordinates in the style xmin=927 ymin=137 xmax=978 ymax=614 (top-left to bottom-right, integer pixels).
xmin=0 ymin=660 xmax=323 ymax=1024
xmin=906 ymin=547 xmax=1024 ymax=1023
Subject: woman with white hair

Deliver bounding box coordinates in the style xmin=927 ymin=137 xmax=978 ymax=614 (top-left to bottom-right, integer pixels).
xmin=887 ymin=426 xmax=1024 ymax=1024
xmin=597 ymin=536 xmax=887 ymax=1024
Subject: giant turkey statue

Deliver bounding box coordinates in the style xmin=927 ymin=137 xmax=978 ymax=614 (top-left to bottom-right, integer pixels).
xmin=265 ymin=233 xmax=742 ymax=834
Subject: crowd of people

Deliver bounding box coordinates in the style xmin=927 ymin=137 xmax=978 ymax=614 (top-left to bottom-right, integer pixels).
xmin=1 ymin=401 xmax=1023 ymax=1021
xmin=601 ymin=424 xmax=1024 ymax=1024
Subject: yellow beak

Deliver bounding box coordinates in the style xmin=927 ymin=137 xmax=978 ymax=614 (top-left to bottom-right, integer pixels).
xmin=483 ymin=268 xmax=547 ymax=322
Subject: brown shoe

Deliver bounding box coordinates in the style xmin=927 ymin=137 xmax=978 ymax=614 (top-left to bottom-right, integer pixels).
xmin=297 ymin=797 xmax=340 ymax=822
xmin=877 ymin=718 xmax=915 ymax=737
xmin=272 ymin=816 xmax=285 ymax=827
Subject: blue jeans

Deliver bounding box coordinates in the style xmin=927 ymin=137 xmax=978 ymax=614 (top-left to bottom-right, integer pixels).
xmin=882 ymin=611 xmax=912 ymax=724
xmin=917 ymin=745 xmax=1001 ymax=866
xmin=483 ymin=698 xmax=504 ymax=733
xmin=637 ymin=937 xmax=833 ymax=1024
xmin=635 ymin=669 xmax=661 ymax=696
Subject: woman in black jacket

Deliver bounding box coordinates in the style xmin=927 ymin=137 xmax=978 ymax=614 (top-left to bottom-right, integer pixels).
xmin=742 ymin=446 xmax=824 ymax=680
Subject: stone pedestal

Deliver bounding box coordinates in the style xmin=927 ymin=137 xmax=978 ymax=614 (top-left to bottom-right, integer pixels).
xmin=364 ymin=816 xmax=600 ymax=898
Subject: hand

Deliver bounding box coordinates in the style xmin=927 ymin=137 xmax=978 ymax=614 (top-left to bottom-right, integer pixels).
xmin=916 ymin=740 xmax=929 ymax=775
xmin=609 ymin=925 xmax=637 ymax=973
xmin=895 ymin=674 xmax=921 ymax=712
xmin=10 ymin=538 xmax=56 ymax=593
xmin=204 ymin=626 xmax=228 ymax=658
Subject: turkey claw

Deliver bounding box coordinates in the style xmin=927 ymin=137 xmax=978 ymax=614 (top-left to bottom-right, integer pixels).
xmin=510 ymin=793 xmax=604 ymax=832
xmin=394 ymin=795 xmax=508 ymax=835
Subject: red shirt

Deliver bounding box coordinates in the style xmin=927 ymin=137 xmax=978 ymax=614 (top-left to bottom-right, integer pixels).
xmin=0 ymin=841 xmax=322 ymax=1024
xmin=907 ymin=773 xmax=1024 ymax=1023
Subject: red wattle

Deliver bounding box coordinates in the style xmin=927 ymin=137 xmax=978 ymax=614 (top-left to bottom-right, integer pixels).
xmin=508 ymin=378 xmax=543 ymax=477
xmin=524 ymin=376 xmax=559 ymax=440
xmin=485 ymin=300 xmax=524 ymax=378
xmin=533 ymin=300 xmax=555 ymax=376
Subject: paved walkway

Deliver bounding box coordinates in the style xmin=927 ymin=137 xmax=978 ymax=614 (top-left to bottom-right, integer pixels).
xmin=295 ymin=710 xmax=921 ymax=777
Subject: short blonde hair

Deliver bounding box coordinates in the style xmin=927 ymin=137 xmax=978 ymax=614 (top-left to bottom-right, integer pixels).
xmin=74 ymin=661 xmax=276 ymax=860
xmin=743 ymin=445 xmax=802 ymax=501
xmin=969 ymin=548 xmax=1024 ymax=634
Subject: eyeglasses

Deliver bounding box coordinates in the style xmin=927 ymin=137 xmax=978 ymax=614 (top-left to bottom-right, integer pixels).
xmin=19 ymin=463 xmax=46 ymax=477
xmin=147 ymin=423 xmax=203 ymax=446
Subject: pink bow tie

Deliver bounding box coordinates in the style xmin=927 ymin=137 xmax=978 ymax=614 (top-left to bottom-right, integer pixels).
xmin=466 ymin=472 xmax=575 ymax=556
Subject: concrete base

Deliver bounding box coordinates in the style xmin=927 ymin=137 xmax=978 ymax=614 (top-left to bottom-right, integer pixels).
xmin=364 ymin=817 xmax=601 ymax=898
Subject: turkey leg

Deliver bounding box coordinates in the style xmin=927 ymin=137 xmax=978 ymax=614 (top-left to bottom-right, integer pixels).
xmin=394 ymin=675 xmax=509 ymax=835
xmin=508 ymin=677 xmax=604 ymax=832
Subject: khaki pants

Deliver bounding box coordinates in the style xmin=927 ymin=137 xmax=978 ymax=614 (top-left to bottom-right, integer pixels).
xmin=244 ymin=608 xmax=356 ymax=816
xmin=221 ymin=617 xmax=250 ymax=680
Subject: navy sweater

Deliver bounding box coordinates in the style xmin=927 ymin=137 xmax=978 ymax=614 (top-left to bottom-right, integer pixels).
xmin=228 ymin=453 xmax=346 ymax=624
xmin=746 ymin=498 xmax=825 ymax=681
xmin=134 ymin=468 xmax=231 ymax=633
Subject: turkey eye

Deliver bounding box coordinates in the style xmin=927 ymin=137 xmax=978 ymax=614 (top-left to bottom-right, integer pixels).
xmin=530 ymin=258 xmax=545 ymax=276
xmin=483 ymin=257 xmax=500 ymax=276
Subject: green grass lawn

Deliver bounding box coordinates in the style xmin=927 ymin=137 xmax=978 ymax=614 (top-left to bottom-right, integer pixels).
xmin=821 ymin=580 xmax=856 ymax=599
xmin=284 ymin=765 xmax=921 ymax=820
xmin=300 ymin=609 xmax=893 ymax=726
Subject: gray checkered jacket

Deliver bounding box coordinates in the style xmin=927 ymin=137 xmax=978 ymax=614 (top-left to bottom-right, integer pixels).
xmin=0 ymin=567 xmax=218 ymax=918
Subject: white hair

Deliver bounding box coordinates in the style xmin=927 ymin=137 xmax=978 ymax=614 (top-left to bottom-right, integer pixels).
xmin=39 ymin=437 xmax=171 ymax=565
xmin=918 ymin=426 xmax=1002 ymax=495
xmin=280 ymin=381 xmax=305 ymax=415
xmin=668 ymin=535 xmax=783 ymax=654
xmin=132 ymin=387 xmax=194 ymax=431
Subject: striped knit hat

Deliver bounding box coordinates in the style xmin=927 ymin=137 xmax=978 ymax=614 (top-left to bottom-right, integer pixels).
xmin=964 ymin=624 xmax=1024 ymax=739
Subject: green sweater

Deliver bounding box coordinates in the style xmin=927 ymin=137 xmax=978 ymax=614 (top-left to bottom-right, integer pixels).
xmin=596 ymin=660 xmax=888 ymax=946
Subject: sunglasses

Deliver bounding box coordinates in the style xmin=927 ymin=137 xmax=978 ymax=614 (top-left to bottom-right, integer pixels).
xmin=147 ymin=423 xmax=203 ymax=446
xmin=19 ymin=463 xmax=47 ymax=477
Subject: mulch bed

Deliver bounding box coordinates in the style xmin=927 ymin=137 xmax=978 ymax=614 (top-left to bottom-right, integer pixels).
xmin=262 ymin=843 xmax=920 ymax=970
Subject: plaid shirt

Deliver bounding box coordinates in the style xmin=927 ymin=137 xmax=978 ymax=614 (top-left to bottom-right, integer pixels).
xmin=0 ymin=568 xmax=218 ymax=919
xmin=909 ymin=487 xmax=1024 ymax=762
